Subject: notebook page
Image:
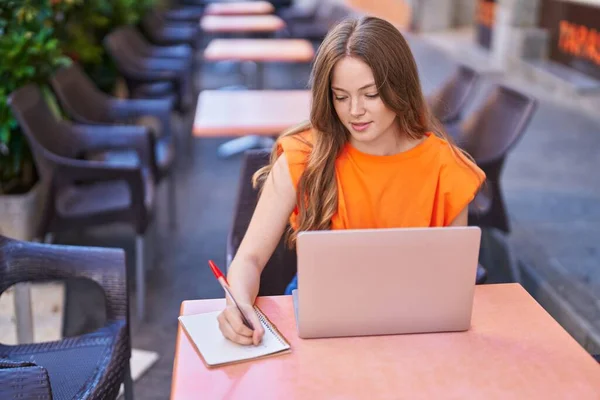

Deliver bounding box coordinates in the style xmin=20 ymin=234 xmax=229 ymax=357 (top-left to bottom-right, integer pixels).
xmin=179 ymin=310 xmax=289 ymax=366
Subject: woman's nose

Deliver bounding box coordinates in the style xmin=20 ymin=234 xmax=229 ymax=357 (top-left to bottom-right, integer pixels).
xmin=349 ymin=98 xmax=366 ymax=118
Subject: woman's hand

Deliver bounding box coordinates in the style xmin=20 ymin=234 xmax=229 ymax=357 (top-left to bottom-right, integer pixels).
xmin=217 ymin=303 xmax=265 ymax=345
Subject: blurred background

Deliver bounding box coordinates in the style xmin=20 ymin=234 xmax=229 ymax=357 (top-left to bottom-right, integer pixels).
xmin=0 ymin=0 xmax=599 ymax=399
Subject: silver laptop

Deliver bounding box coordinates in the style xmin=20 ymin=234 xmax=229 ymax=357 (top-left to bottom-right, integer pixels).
xmin=292 ymin=226 xmax=481 ymax=339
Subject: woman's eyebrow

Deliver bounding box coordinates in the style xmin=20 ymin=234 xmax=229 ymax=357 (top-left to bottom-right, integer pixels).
xmin=331 ymin=83 xmax=376 ymax=92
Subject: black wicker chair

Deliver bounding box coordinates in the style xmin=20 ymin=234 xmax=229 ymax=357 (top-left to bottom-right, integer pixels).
xmin=104 ymin=27 xmax=195 ymax=114
xmin=454 ymin=84 xmax=538 ymax=233
xmin=50 ymin=63 xmax=178 ymax=230
xmin=0 ymin=235 xmax=133 ymax=400
xmin=8 ymin=84 xmax=156 ymax=321
xmin=0 ymin=358 xmax=53 ymax=399
xmin=428 ymin=64 xmax=480 ymax=126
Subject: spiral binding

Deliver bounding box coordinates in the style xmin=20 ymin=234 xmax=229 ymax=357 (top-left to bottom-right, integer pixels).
xmin=254 ymin=306 xmax=289 ymax=347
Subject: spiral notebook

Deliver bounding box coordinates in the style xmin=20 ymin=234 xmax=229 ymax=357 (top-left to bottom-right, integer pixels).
xmin=178 ymin=307 xmax=291 ymax=368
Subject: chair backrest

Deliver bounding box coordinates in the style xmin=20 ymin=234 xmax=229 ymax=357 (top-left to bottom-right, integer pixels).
xmin=119 ymin=25 xmax=150 ymax=53
xmin=104 ymin=29 xmax=146 ymax=76
xmin=141 ymin=8 xmax=165 ymax=33
xmin=228 ymin=150 xmax=297 ymax=296
xmin=8 ymin=85 xmax=80 ymax=180
xmin=50 ymin=63 xmax=111 ymax=124
xmin=429 ymin=64 xmax=479 ymax=124
xmin=458 ymin=84 xmax=538 ymax=164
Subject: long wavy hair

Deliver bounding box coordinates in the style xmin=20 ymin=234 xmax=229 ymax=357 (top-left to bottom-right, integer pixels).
xmin=254 ymin=16 xmax=480 ymax=247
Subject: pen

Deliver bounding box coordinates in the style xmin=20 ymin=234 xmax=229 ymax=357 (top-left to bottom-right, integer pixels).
xmin=208 ymin=260 xmax=255 ymax=330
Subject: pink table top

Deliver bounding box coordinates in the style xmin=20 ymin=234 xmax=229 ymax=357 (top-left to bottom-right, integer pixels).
xmin=201 ymin=15 xmax=285 ymax=33
xmin=204 ymin=1 xmax=275 ymax=16
xmin=171 ymin=284 xmax=600 ymax=399
xmin=193 ymin=90 xmax=311 ymax=137
xmin=203 ymin=39 xmax=315 ymax=62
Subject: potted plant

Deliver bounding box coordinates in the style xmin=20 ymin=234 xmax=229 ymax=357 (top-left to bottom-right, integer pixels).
xmin=0 ymin=0 xmax=159 ymax=242
xmin=56 ymin=0 xmax=158 ymax=94
xmin=0 ymin=0 xmax=70 ymax=241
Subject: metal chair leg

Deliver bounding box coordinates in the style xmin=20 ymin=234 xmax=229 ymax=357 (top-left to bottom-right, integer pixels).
xmin=135 ymin=235 xmax=146 ymax=321
xmin=168 ymin=175 xmax=177 ymax=230
xmin=124 ymin=360 xmax=134 ymax=400
xmin=44 ymin=232 xmax=54 ymax=244
xmin=14 ymin=234 xmax=52 ymax=344
xmin=14 ymin=283 xmax=34 ymax=344
xmin=151 ymin=217 xmax=159 ymax=268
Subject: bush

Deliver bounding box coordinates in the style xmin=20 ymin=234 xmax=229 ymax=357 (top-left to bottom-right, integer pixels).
xmin=0 ymin=0 xmax=157 ymax=194
xmin=57 ymin=0 xmax=158 ymax=92
xmin=0 ymin=0 xmax=71 ymax=194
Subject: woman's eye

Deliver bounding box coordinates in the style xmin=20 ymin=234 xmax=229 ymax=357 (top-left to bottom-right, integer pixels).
xmin=365 ymin=93 xmax=379 ymax=98
xmin=334 ymin=96 xmax=348 ymax=101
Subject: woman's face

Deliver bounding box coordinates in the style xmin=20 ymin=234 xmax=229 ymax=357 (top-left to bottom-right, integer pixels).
xmin=331 ymin=56 xmax=399 ymax=148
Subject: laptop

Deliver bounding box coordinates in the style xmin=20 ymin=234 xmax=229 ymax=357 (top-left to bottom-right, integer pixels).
xmin=292 ymin=226 xmax=481 ymax=339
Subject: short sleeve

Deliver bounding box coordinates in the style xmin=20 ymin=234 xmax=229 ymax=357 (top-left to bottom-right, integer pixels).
xmin=276 ymin=129 xmax=313 ymax=190
xmin=441 ymin=150 xmax=486 ymax=225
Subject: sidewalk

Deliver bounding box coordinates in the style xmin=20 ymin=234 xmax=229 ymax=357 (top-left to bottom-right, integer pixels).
xmin=412 ymin=28 xmax=600 ymax=353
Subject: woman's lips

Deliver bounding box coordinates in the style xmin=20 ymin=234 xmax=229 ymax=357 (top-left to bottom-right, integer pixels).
xmin=350 ymin=122 xmax=372 ymax=132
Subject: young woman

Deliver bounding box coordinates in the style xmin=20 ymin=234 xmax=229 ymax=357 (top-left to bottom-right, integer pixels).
xmin=217 ymin=16 xmax=485 ymax=345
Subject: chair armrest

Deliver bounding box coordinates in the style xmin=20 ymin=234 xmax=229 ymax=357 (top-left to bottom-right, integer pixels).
xmin=128 ymin=66 xmax=179 ymax=82
xmin=164 ymin=6 xmax=204 ymax=21
xmin=159 ymin=25 xmax=200 ymax=44
xmin=0 ymin=238 xmax=128 ymax=322
xmin=70 ymin=123 xmax=156 ymax=171
xmin=0 ymin=360 xmax=52 ymax=399
xmin=107 ymin=98 xmax=174 ymax=138
xmin=140 ymin=56 xmax=192 ymax=72
xmin=148 ymin=44 xmax=193 ymax=59
xmin=161 ymin=23 xmax=199 ymax=35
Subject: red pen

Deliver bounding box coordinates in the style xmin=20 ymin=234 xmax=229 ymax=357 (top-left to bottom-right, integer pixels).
xmin=208 ymin=260 xmax=255 ymax=330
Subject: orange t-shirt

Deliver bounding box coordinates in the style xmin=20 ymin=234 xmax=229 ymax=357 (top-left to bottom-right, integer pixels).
xmin=277 ymin=129 xmax=485 ymax=230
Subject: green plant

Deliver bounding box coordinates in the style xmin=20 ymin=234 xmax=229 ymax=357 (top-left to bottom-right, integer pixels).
xmin=57 ymin=0 xmax=158 ymax=93
xmin=0 ymin=0 xmax=71 ymax=194
xmin=0 ymin=0 xmax=158 ymax=194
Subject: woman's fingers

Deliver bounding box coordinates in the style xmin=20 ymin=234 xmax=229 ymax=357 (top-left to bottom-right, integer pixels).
xmin=225 ymin=306 xmax=254 ymax=337
xmin=218 ymin=314 xmax=254 ymax=345
xmin=247 ymin=311 xmax=265 ymax=345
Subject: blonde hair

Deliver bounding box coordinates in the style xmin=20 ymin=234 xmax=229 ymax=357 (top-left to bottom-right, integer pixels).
xmin=254 ymin=16 xmax=481 ymax=247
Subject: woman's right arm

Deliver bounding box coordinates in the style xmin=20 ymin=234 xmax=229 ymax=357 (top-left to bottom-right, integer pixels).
xmin=217 ymin=154 xmax=297 ymax=345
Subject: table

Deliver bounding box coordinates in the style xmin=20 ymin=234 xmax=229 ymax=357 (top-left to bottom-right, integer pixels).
xmin=194 ymin=89 xmax=310 ymax=131
xmin=171 ymin=284 xmax=600 ymax=399
xmin=203 ymin=38 xmax=314 ymax=88
xmin=201 ymin=15 xmax=285 ymax=34
xmin=193 ymin=90 xmax=310 ymax=157
xmin=204 ymin=1 xmax=275 ymax=16
xmin=201 ymin=41 xmax=313 ymax=157
xmin=204 ymin=39 xmax=315 ymax=63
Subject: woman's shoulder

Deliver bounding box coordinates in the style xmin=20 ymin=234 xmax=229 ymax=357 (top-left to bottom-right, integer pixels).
xmin=277 ymin=127 xmax=314 ymax=155
xmin=428 ymin=133 xmax=486 ymax=189
xmin=276 ymin=126 xmax=315 ymax=165
xmin=276 ymin=125 xmax=314 ymax=187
